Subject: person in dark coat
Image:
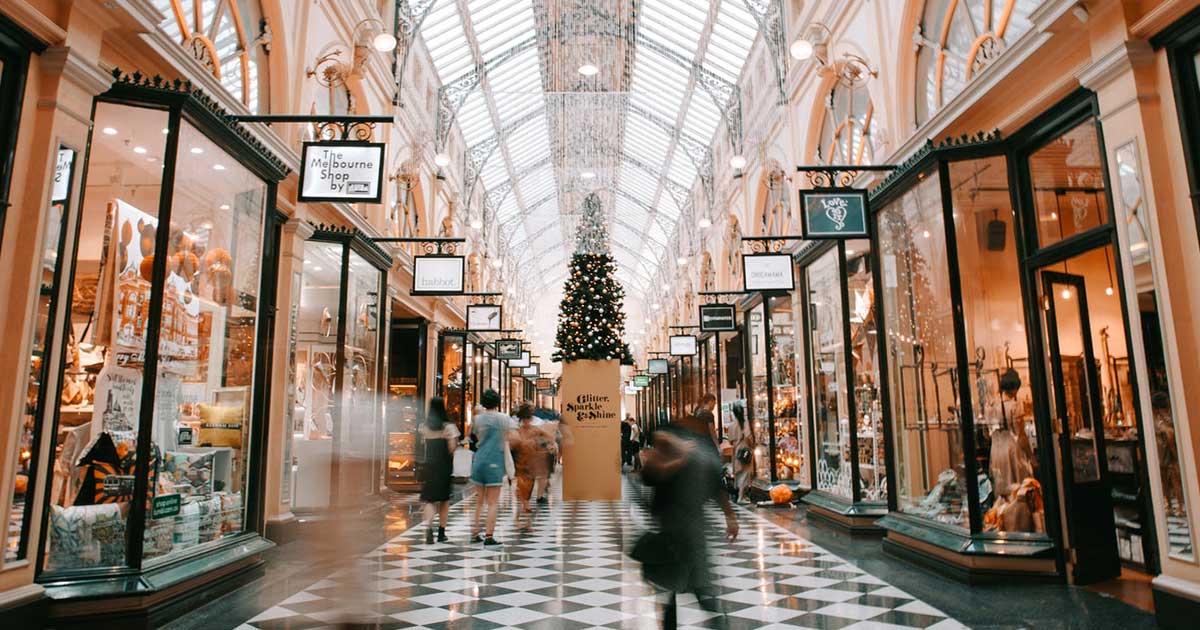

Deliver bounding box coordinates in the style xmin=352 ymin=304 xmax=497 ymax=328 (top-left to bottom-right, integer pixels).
xmin=420 ymin=397 xmax=459 ymax=544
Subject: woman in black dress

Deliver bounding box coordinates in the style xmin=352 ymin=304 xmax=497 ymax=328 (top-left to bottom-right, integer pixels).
xmin=420 ymin=396 xmax=459 ymax=543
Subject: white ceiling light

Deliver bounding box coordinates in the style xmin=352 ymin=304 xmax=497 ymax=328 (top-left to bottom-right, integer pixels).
xmin=581 ymin=171 xmax=596 ymax=179
xmin=190 ymin=147 xmax=204 ymax=154
xmin=373 ymin=32 xmax=397 ymax=52
xmin=434 ymin=152 xmax=451 ymax=167
xmin=491 ymin=259 xmax=502 ymax=269
xmin=652 ymin=303 xmax=661 ymax=310
xmin=578 ymin=63 xmax=599 ymax=76
xmin=729 ymin=155 xmax=747 ymax=170
xmin=789 ymin=39 xmax=814 ymax=61
xmin=698 ymin=217 xmax=712 ymax=229
xmin=470 ymin=218 xmax=483 ymax=229
xmin=133 ymin=146 xmax=147 ymax=154
xmin=102 ymin=127 xmax=118 ymax=136
xmin=676 ymin=256 xmax=688 ymax=266
xmin=212 ymin=164 xmax=225 ymax=171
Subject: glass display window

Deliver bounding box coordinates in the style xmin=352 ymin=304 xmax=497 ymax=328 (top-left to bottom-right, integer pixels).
xmin=34 ymin=75 xmax=287 ymax=581
xmin=876 ymin=169 xmax=968 ymax=529
xmin=289 ymin=228 xmax=388 ymax=510
xmin=770 ymin=294 xmax=805 ymax=484
xmin=806 ymin=249 xmax=850 ymax=498
xmin=745 ymin=304 xmax=771 ymax=481
xmin=437 ymin=333 xmax=469 ymax=434
xmin=8 ymin=146 xmax=76 ymax=563
xmin=1028 ymin=120 xmax=1111 ymax=247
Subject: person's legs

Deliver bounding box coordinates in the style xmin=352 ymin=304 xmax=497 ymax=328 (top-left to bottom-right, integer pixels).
xmin=662 ymin=591 xmax=677 ymax=630
xmin=423 ymin=502 xmax=435 ymax=544
xmin=471 ymin=483 xmax=485 ymax=541
xmin=484 ymin=485 xmax=502 ymax=539
xmin=437 ymin=501 xmax=450 ymax=541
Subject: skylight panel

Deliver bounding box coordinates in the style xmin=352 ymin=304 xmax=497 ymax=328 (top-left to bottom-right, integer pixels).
xmin=456 ymin=92 xmax=495 ymax=145
xmin=668 ymin=154 xmax=698 ymax=184
xmin=683 ymin=94 xmax=721 ymax=144
xmin=469 ymin=0 xmax=535 ymax=58
xmin=420 ymin=3 xmax=470 ymax=81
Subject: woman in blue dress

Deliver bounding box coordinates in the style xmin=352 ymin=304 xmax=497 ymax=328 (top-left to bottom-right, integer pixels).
xmin=470 ymin=389 xmax=512 ymax=545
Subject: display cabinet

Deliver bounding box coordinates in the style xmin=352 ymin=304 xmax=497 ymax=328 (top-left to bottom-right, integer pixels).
xmin=30 ymin=74 xmax=288 ymax=601
xmin=289 ymin=226 xmax=389 ymax=510
xmin=798 ymin=239 xmax=885 ymax=530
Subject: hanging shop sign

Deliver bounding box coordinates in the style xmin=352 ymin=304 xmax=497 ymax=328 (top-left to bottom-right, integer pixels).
xmin=509 ymin=351 xmax=531 ymax=369
xmin=624 ymin=384 xmax=638 ymax=395
xmin=52 ymin=148 xmax=76 ymax=202
xmin=800 ymin=189 xmax=870 ymax=239
xmin=743 ymin=253 xmax=795 ymax=292
xmin=495 ymin=339 xmax=523 ymax=360
xmin=466 ymin=304 xmax=503 ymax=331
xmin=298 ymin=141 xmax=385 ymax=203
xmin=648 ymin=358 xmax=669 ymax=374
xmin=523 ymin=363 xmax=540 ymax=377
xmin=536 ymin=377 xmax=552 ymax=390
xmin=669 ymin=335 xmax=698 ymax=356
xmin=699 ymin=304 xmax=737 ymax=332
xmin=412 ymin=255 xmax=465 ymax=295
xmin=633 ymin=374 xmax=650 ymax=387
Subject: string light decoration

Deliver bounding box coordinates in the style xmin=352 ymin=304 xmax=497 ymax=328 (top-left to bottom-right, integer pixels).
xmin=554 ymin=193 xmax=634 ymax=364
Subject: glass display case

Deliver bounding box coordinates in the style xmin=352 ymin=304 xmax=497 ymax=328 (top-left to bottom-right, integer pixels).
xmin=31 ymin=75 xmax=287 ymax=597
xmin=799 ymin=240 xmax=884 ymax=528
xmin=436 ymin=332 xmax=471 ymax=434
xmin=289 ymin=226 xmax=389 ymax=510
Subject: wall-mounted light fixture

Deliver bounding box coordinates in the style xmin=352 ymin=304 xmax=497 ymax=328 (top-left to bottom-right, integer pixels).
xmin=790 ymin=22 xmax=877 ymax=88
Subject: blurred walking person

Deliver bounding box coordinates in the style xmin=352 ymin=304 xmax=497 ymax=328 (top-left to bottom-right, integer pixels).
xmin=470 ymin=389 xmax=512 ymax=546
xmin=634 ymin=410 xmax=738 ymax=630
xmin=419 ymin=396 xmax=459 ymax=544
xmin=508 ymin=404 xmax=555 ymax=532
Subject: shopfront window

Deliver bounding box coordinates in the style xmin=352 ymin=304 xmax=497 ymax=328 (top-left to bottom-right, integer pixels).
xmin=8 ymin=147 xmax=76 ymax=562
xmin=877 ymin=171 xmax=968 ymax=528
xmin=1114 ymin=142 xmax=1194 ymax=561
xmin=747 ymin=305 xmax=770 ymax=480
xmin=807 ymin=249 xmax=849 ymax=497
xmin=43 ymin=102 xmax=169 ymax=571
xmin=339 ymin=250 xmax=381 ymax=501
xmin=948 ymin=156 xmax=1044 ymax=534
xmin=1029 ymin=120 xmax=1111 ymax=247
xmin=292 ymin=243 xmax=341 ymax=509
xmin=143 ymin=118 xmax=267 ymax=563
xmin=770 ymin=295 xmax=803 ymax=483
xmin=846 ymin=239 xmax=884 ymax=502
xmin=439 ymin=335 xmax=468 ymax=433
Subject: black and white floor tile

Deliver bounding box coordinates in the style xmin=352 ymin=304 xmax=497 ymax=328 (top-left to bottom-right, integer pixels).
xmin=239 ymin=477 xmax=969 ymax=629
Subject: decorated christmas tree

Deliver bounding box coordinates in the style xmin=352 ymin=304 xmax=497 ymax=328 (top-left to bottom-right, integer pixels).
xmin=554 ymin=193 xmax=633 ymax=364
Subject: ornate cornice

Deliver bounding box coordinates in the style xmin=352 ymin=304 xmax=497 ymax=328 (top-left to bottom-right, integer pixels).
xmin=1075 ymin=40 xmax=1156 ymax=92
xmin=108 ymin=68 xmax=291 ymax=178
xmin=40 ymin=47 xmax=114 ymax=97
xmin=869 ymin=130 xmax=1002 ymax=199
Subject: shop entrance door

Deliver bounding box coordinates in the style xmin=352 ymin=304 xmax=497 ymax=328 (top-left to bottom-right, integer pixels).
xmin=1040 ymin=270 xmax=1121 ymax=584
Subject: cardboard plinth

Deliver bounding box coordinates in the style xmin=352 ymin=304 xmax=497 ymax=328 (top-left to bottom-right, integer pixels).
xmin=560 ymin=359 xmax=622 ymax=501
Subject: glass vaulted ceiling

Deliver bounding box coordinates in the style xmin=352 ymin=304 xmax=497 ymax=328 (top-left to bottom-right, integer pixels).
xmin=419 ymin=0 xmax=759 ymax=292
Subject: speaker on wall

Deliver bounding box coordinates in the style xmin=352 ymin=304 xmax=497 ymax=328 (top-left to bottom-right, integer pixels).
xmin=985 ymin=209 xmax=1007 ymax=251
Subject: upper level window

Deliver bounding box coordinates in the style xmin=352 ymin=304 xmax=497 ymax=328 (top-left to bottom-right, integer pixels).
xmin=153 ymin=0 xmax=268 ymax=112
xmin=914 ymin=0 xmax=1038 ymax=126
xmin=817 ymin=83 xmax=878 ymax=166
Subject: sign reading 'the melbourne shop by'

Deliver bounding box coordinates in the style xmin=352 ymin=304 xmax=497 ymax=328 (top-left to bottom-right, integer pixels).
xmin=299 ymin=141 xmax=385 ymax=203
xmin=801 ymin=189 xmax=869 ymax=239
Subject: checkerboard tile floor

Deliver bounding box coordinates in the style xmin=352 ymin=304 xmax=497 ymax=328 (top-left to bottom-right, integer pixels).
xmin=239 ymin=477 xmax=969 ymax=629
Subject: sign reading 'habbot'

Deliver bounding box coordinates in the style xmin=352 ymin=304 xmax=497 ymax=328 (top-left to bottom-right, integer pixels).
xmin=299 ymin=142 xmax=385 ymax=203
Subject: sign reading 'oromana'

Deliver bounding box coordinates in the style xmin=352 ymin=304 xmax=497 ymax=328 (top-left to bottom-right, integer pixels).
xmin=699 ymin=304 xmax=737 ymax=332
xmin=743 ymin=253 xmax=795 ymax=292
xmin=299 ymin=142 xmax=385 ymax=203
xmin=412 ymin=255 xmax=465 ymax=295
xmin=801 ymin=189 xmax=869 ymax=238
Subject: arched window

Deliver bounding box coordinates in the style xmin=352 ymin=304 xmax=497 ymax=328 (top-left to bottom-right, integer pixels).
xmin=817 ymin=83 xmax=878 ymax=166
xmin=914 ymin=0 xmax=1038 ymax=126
xmin=153 ymin=0 xmax=269 ymax=112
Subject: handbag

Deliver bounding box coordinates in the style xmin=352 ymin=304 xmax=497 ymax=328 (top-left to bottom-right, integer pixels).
xmin=630 ymin=531 xmax=687 ymax=591
xmin=736 ymin=446 xmax=752 ymax=464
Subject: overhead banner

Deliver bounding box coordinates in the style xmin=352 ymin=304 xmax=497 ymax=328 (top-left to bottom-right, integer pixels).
xmin=648 ymin=358 xmax=669 ymax=374
xmin=699 ymin=303 xmax=737 ymax=332
xmin=412 ymin=255 xmax=465 ymax=295
xmin=495 ymin=339 xmax=523 ymax=360
xmin=509 ymin=351 xmax=531 ymax=369
xmin=633 ymin=374 xmax=650 ymax=387
xmin=299 ymin=141 xmax=385 ymax=203
xmin=561 ymin=359 xmax=622 ymax=500
xmin=801 ymin=189 xmax=869 ymax=238
xmin=466 ymin=304 xmax=502 ymax=331
xmin=743 ymin=253 xmax=795 ymax=292
xmin=669 ymin=335 xmax=698 ymax=356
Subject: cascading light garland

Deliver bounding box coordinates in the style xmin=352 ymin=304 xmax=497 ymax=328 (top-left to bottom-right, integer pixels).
xmin=554 ymin=193 xmax=633 ymax=364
